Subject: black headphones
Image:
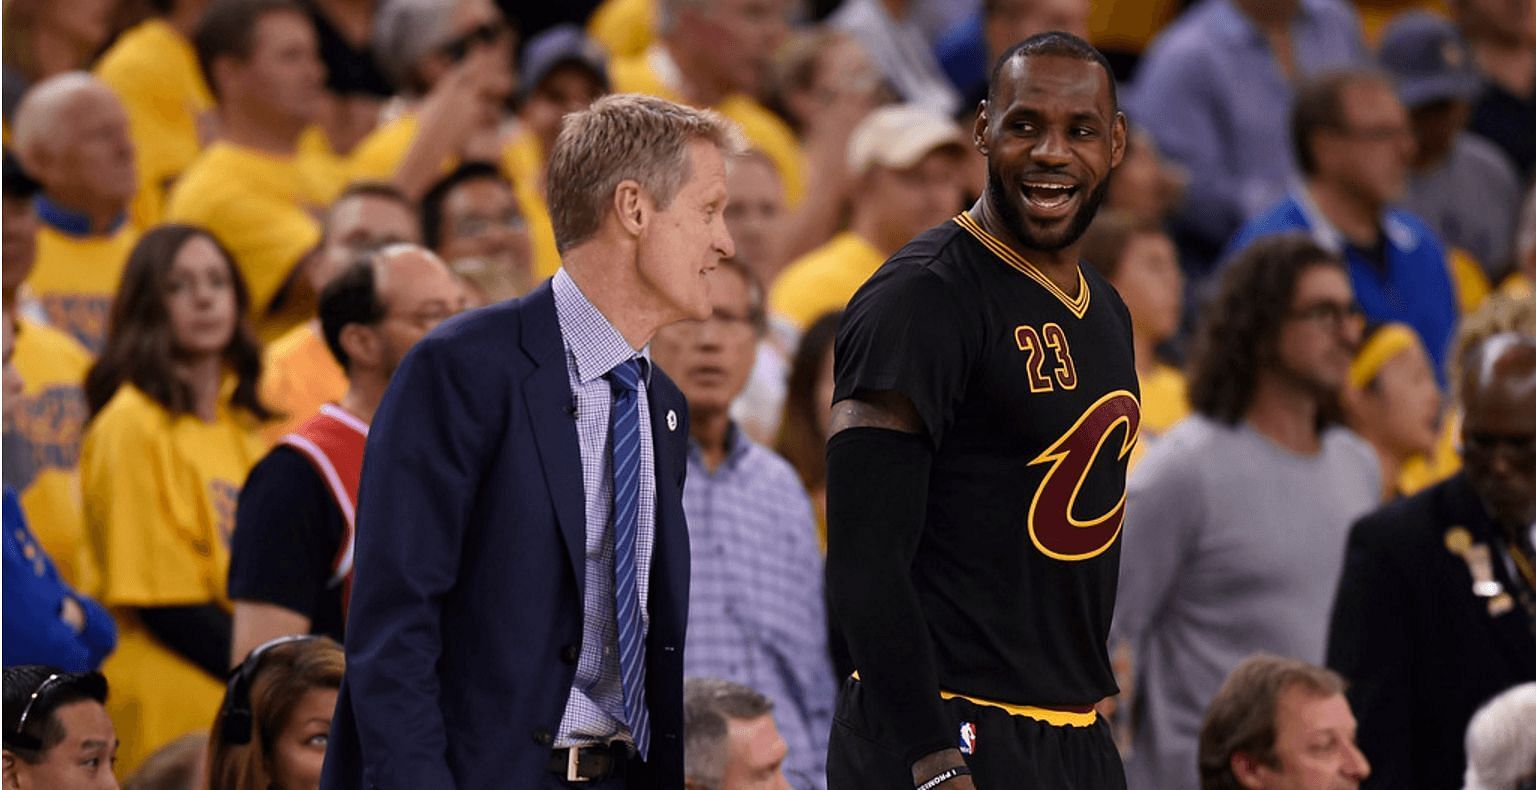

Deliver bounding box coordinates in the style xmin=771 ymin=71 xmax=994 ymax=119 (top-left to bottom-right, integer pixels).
xmin=218 ymin=635 xmax=319 ymax=745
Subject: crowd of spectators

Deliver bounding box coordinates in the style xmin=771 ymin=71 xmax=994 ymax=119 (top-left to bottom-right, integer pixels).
xmin=2 ymin=0 xmax=1535 ymax=788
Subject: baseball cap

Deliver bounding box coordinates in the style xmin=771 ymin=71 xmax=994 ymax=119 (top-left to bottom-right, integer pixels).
xmin=372 ymin=0 xmax=459 ymax=92
xmin=1378 ymin=11 xmax=1483 ymax=108
xmin=517 ymin=24 xmax=609 ymax=103
xmin=847 ymin=104 xmax=966 ymax=176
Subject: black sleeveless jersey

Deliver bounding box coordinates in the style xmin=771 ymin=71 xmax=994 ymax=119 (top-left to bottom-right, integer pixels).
xmin=833 ymin=213 xmax=1141 ymax=706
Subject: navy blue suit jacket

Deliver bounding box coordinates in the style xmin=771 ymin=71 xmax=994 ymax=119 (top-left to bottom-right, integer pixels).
xmin=320 ymin=282 xmax=691 ymax=789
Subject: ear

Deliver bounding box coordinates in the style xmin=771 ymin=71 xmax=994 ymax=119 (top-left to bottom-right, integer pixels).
xmin=613 ymin=179 xmax=648 ymax=237
xmin=1110 ymin=111 xmax=1129 ymax=169
xmin=1229 ymin=752 xmax=1267 ymax=789
xmin=338 ymin=323 xmax=381 ymax=370
xmin=2 ymin=751 xmax=19 ymax=788
xmin=211 ymin=55 xmax=242 ymax=102
xmin=973 ymin=101 xmax=990 ymax=155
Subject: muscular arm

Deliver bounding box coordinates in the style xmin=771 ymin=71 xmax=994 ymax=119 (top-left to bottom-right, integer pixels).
xmin=231 ymin=601 xmax=311 ymax=667
xmin=826 ymin=392 xmax=974 ymax=789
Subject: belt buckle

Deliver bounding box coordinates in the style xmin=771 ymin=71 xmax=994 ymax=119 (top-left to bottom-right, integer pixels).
xmin=565 ymin=745 xmax=590 ymax=783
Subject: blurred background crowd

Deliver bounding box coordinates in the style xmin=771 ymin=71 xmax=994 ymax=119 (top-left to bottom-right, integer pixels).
xmin=2 ymin=0 xmax=1535 ymax=787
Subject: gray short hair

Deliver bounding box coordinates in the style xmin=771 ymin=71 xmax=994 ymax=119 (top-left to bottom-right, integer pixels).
xmin=683 ymin=677 xmax=774 ymax=789
xmin=1465 ymin=683 xmax=1536 ymax=790
xmin=545 ymin=93 xmax=744 ymax=253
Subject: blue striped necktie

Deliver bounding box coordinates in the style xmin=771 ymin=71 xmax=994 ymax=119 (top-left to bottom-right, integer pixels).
xmin=606 ymin=357 xmax=650 ymax=759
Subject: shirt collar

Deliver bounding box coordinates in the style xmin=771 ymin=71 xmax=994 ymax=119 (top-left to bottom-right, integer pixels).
xmin=1291 ymin=186 xmax=1417 ymax=255
xmin=687 ymin=421 xmax=752 ymax=472
xmin=33 ymin=194 xmax=126 ymax=237
xmin=551 ymin=268 xmax=652 ymax=385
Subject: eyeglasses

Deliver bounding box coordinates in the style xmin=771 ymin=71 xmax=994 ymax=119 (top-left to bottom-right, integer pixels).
xmin=1286 ymin=300 xmax=1364 ymax=330
xmin=9 ymin=673 xmax=64 ymax=750
xmin=439 ymin=21 xmax=510 ymax=63
xmin=452 ymin=211 xmax=526 ymax=240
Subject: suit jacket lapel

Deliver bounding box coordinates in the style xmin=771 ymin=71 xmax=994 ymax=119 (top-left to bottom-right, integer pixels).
xmin=520 ymin=283 xmax=588 ymax=597
xmin=1449 ymin=475 xmax=1536 ymax=669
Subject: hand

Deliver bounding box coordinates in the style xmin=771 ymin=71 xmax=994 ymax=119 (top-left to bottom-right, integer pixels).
xmin=59 ymin=596 xmax=85 ymax=633
xmin=911 ymin=748 xmax=976 ymax=790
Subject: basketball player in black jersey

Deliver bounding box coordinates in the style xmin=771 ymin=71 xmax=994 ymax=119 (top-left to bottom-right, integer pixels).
xmin=825 ymin=32 xmax=1135 ymax=789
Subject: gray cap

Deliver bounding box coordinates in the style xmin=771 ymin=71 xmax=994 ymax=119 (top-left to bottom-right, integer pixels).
xmin=517 ymin=24 xmax=608 ymax=103
xmin=373 ymin=0 xmax=459 ymax=92
xmin=1378 ymin=11 xmax=1483 ymax=108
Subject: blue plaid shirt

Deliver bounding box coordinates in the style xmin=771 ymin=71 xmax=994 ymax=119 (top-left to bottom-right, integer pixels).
xmin=551 ymin=269 xmax=657 ymax=747
xmin=682 ymin=426 xmax=836 ymax=789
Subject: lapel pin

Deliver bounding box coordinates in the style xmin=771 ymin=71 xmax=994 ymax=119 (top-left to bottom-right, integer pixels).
xmin=1446 ymin=526 xmax=1508 ymax=606
xmin=666 ymin=410 xmax=678 ymax=432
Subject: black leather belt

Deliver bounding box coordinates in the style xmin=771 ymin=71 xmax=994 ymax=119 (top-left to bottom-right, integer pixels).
xmin=547 ymin=741 xmax=630 ymax=782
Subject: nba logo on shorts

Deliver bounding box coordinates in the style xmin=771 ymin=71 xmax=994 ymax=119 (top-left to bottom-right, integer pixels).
xmin=958 ymin=721 xmax=977 ymax=755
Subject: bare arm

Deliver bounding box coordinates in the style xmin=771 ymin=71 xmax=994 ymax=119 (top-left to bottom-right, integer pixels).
xmin=231 ymin=600 xmax=312 ymax=667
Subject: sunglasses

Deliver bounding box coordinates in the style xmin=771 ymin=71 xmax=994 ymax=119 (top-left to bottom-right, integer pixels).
xmin=439 ymin=21 xmax=509 ymax=64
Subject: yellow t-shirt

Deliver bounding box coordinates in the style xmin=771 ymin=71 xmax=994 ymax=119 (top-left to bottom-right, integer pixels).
xmin=166 ymin=140 xmax=346 ymax=331
xmin=1500 ymin=271 xmax=1532 ymax=298
xmin=5 ymin=318 xmax=95 ymax=590
xmin=588 ymin=0 xmax=655 ymax=59
xmin=609 ymin=48 xmax=806 ymax=205
xmin=346 ymin=112 xmax=421 ymax=182
xmin=94 ymin=19 xmax=215 ymax=229
xmin=29 ymin=223 xmax=140 ymax=353
xmin=501 ymin=132 xmax=563 ymax=282
xmin=1139 ymin=363 xmax=1189 ymax=437
xmin=768 ymin=231 xmax=885 ymax=330
xmin=80 ymin=385 xmax=264 ymax=776
xmin=258 ymin=322 xmax=348 ymax=445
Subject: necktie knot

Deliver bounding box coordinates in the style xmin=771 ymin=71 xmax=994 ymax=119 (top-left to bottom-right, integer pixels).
xmin=606 ymin=357 xmax=646 ymax=393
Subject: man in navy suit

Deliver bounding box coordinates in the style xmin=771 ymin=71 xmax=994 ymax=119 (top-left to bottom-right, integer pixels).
xmin=320 ymin=93 xmax=744 ymax=789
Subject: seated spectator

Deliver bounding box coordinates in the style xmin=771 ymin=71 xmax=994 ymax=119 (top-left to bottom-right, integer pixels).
xmin=1114 ymin=236 xmax=1380 ymax=790
xmin=420 ymin=162 xmax=534 ymax=305
xmin=1340 ymin=322 xmax=1442 ymax=500
xmin=1080 ymin=211 xmax=1188 ymax=452
xmin=1327 ymin=295 xmax=1536 ymax=789
xmin=1225 ymin=69 xmax=1458 ymax=385
xmin=305 ymin=0 xmax=394 ymax=154
xmin=651 ymin=259 xmax=834 ymax=789
xmin=167 ymin=0 xmax=348 ymax=343
xmin=1464 ymin=683 xmax=1536 ymax=790
xmin=765 ymin=28 xmax=887 ymax=264
xmin=935 ymin=0 xmax=1090 ymax=110
xmin=722 ymin=150 xmax=791 ymax=444
xmin=1 ymin=666 xmax=118 ymax=789
xmin=260 ymin=182 xmax=421 ymax=442
xmin=1381 ymin=11 xmax=1522 ymax=284
xmin=123 ymin=733 xmax=207 ymax=790
xmin=609 ymin=0 xmax=802 ymax=204
xmin=93 ymin=0 xmax=216 ymax=229
xmin=348 ymin=0 xmax=515 ymax=197
xmin=208 ymin=636 xmax=344 ymax=790
xmin=3 ymin=314 xmax=115 ymax=673
xmin=1455 ymin=0 xmax=1536 ymax=180
xmin=1104 ymin=126 xmax=1186 ymax=231
xmin=831 ymin=0 xmax=960 ymax=116
xmin=231 ymin=245 xmax=464 ymax=660
xmin=683 ymin=678 xmax=792 ymax=790
xmin=11 ymin=72 xmax=139 ymax=353
xmin=769 ymin=105 xmax=964 ymax=330
xmin=507 ymin=24 xmax=610 ymax=283
xmin=2 ymin=153 xmax=94 ymax=589
xmin=774 ymin=311 xmax=839 ymax=550
xmin=1197 ymin=654 xmax=1370 ymax=790
xmin=80 ymin=225 xmax=269 ymax=775
xmin=0 ymin=0 xmax=118 ymax=127
xmin=1131 ymin=0 xmax=1366 ymax=255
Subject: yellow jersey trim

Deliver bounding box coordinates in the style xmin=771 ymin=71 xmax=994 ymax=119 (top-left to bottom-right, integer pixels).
xmin=953 ymin=213 xmax=1091 ymax=319
xmin=850 ymin=672 xmax=1099 ymax=728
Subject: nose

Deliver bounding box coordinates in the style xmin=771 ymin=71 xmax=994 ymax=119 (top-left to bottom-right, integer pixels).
xmin=1030 ymin=128 xmax=1072 ymax=168
xmin=714 ymin=216 xmax=735 ymax=264
xmin=1342 ymin=740 xmax=1371 ymax=780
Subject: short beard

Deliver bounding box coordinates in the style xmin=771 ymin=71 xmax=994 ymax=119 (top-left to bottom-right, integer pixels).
xmin=985 ymin=165 xmax=1111 ymax=253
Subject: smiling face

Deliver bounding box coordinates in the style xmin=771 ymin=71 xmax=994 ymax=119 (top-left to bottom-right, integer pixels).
xmin=634 ymin=139 xmax=735 ymax=324
xmin=976 ymin=52 xmax=1125 ymax=259
xmin=267 ymin=687 xmax=336 ymax=790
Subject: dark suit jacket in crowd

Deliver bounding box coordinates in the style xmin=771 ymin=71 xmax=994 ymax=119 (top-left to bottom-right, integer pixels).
xmin=319 ymin=282 xmax=692 ymax=789
xmin=1327 ymin=471 xmax=1536 ymax=790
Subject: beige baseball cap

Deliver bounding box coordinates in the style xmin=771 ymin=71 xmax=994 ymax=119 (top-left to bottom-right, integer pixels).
xmin=846 ymin=104 xmax=967 ymax=176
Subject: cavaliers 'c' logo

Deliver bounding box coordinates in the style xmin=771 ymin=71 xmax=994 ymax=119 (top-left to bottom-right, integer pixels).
xmin=1027 ymin=390 xmax=1141 ymax=561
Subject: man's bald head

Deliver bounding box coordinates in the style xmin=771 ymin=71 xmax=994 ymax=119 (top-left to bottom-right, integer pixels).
xmin=11 ymin=72 xmax=136 ymax=216
xmin=1460 ymin=332 xmax=1536 ymax=530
